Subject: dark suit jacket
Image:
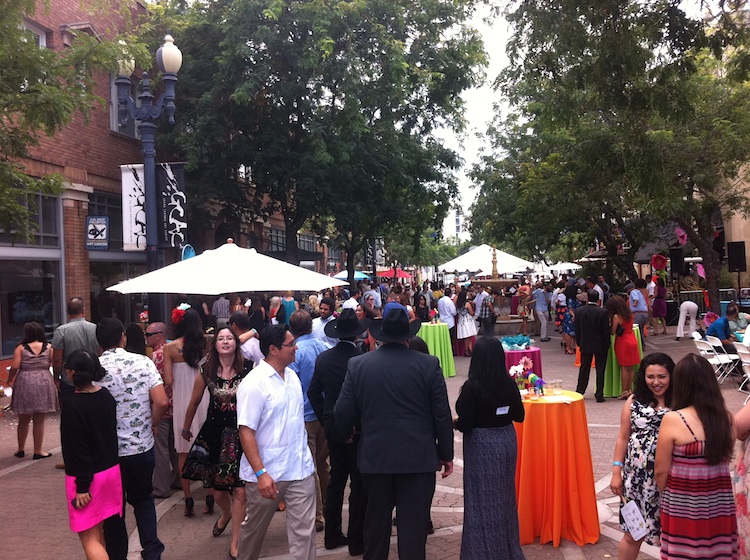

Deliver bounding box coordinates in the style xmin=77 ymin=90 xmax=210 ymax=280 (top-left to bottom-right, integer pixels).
xmin=333 ymin=343 xmax=453 ymax=474
xmin=574 ymin=303 xmax=610 ymax=354
xmin=307 ymin=341 xmax=362 ymax=435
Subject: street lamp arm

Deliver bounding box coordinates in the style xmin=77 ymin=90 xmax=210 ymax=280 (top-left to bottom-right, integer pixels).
xmin=115 ymin=71 xmax=179 ymax=128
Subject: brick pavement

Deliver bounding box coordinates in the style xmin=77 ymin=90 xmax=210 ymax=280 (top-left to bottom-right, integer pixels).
xmin=0 ymin=328 xmax=744 ymax=559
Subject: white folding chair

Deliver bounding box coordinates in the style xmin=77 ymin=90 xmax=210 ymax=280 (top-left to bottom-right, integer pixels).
xmin=691 ymin=332 xmax=703 ymax=341
xmin=743 ymin=363 xmax=750 ymax=404
xmin=736 ymin=346 xmax=750 ymax=393
xmin=705 ymin=335 xmax=741 ymax=383
xmin=735 ymin=340 xmax=750 ymax=353
xmin=694 ymin=340 xmax=734 ymax=381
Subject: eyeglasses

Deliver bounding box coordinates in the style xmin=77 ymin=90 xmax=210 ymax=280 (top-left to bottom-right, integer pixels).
xmin=281 ymin=341 xmax=296 ymax=348
xmin=145 ymin=331 xmax=163 ymax=337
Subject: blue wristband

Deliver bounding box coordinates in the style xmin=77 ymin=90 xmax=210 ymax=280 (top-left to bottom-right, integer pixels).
xmin=255 ymin=467 xmax=267 ymax=477
xmin=613 ymin=461 xmax=623 ymax=468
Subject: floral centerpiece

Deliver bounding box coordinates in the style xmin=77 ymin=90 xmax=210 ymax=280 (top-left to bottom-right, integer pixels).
xmin=508 ymin=356 xmax=545 ymax=393
xmin=429 ymin=309 xmax=439 ymax=323
xmin=138 ymin=309 xmax=149 ymax=323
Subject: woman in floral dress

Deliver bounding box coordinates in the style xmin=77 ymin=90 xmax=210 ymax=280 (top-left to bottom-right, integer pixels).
xmin=181 ymin=327 xmax=248 ymax=560
xmin=610 ymin=353 xmax=675 ymax=560
xmin=732 ymin=397 xmax=750 ymax=556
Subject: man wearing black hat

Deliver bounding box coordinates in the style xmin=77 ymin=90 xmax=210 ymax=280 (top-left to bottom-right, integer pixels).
xmin=333 ymin=304 xmax=454 ymax=560
xmin=307 ymin=308 xmax=371 ymax=554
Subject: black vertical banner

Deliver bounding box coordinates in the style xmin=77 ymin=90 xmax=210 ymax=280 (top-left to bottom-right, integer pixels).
xmin=156 ymin=162 xmax=188 ymax=248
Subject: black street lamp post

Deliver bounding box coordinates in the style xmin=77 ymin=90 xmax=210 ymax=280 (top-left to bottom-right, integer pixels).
xmin=116 ymin=35 xmax=183 ymax=322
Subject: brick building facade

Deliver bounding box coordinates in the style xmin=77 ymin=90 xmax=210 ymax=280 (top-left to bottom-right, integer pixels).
xmin=2 ymin=1 xmax=341 ymax=358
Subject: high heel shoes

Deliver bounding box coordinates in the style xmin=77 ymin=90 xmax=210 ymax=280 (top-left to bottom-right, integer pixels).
xmin=205 ymin=495 xmax=215 ymax=515
xmin=184 ymin=497 xmax=195 ymax=517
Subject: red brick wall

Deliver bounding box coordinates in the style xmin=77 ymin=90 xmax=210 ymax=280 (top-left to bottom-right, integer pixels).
xmin=16 ymin=1 xmax=146 ymax=314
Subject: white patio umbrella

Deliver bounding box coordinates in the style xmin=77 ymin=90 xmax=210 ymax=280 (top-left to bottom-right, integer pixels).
xmin=438 ymin=244 xmax=534 ymax=275
xmin=549 ymin=261 xmax=582 ymax=272
xmin=107 ymin=241 xmax=349 ymax=295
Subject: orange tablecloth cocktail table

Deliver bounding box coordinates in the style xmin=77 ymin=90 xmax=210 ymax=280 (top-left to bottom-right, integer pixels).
xmin=514 ymin=390 xmax=599 ymax=546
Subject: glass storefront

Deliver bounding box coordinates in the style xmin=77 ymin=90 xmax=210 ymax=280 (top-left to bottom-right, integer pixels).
xmin=90 ymin=261 xmax=148 ymax=325
xmin=0 ymin=260 xmax=60 ymax=355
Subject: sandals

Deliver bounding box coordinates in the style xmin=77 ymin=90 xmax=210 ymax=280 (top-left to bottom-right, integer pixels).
xmin=618 ymin=390 xmax=633 ymax=400
xmin=205 ymin=495 xmax=215 ymax=515
xmin=185 ymin=497 xmax=195 ymax=517
xmin=212 ymin=515 xmax=231 ymax=537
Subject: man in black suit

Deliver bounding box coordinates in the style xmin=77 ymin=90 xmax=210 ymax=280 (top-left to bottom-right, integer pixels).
xmin=333 ymin=303 xmax=454 ymax=560
xmin=575 ymin=289 xmax=610 ymax=402
xmin=307 ymin=309 xmax=370 ymax=555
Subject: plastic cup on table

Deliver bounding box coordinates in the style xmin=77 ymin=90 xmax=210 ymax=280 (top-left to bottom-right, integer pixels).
xmin=530 ymin=387 xmax=539 ymax=401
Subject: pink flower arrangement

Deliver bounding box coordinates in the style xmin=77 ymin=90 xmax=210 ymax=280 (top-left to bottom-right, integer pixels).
xmin=139 ymin=309 xmax=149 ymax=323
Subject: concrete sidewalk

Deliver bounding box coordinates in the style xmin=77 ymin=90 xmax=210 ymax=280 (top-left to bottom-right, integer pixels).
xmin=0 ymin=329 xmax=740 ymax=559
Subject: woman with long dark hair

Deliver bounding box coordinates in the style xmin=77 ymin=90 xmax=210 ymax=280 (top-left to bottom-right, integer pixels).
xmin=61 ymin=349 xmax=121 ymax=560
xmin=124 ymin=323 xmax=147 ymax=355
xmin=655 ymin=354 xmax=737 ymax=558
xmin=181 ymin=327 xmax=248 ymax=559
xmin=163 ymin=306 xmax=211 ymax=516
xmin=414 ymin=294 xmax=430 ymax=322
xmin=610 ymin=353 xmax=675 ymax=559
xmin=607 ymin=295 xmax=641 ymax=399
xmin=454 ymin=336 xmax=524 ymax=559
xmin=8 ymin=321 xmax=57 ymax=459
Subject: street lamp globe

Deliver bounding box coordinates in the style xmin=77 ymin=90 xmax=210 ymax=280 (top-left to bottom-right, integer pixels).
xmin=156 ymin=34 xmax=182 ymax=74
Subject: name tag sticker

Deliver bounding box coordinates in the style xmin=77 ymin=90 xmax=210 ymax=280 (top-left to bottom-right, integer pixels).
xmin=496 ymin=406 xmax=510 ymax=415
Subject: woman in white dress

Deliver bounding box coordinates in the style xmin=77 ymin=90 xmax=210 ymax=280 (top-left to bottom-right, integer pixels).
xmin=456 ymin=289 xmax=478 ymax=356
xmin=163 ymin=306 xmax=211 ymax=516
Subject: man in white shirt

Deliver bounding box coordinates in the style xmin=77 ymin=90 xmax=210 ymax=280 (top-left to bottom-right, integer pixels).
xmin=229 ymin=311 xmax=264 ymax=368
xmin=312 ymin=297 xmax=338 ymax=347
xmin=341 ymin=288 xmax=361 ymax=310
xmin=437 ymin=287 xmax=457 ymax=351
xmin=236 ymin=324 xmax=316 ymax=560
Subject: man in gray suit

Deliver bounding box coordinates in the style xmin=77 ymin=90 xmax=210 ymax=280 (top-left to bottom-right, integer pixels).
xmin=333 ymin=303 xmax=454 ymax=560
xmin=574 ymin=290 xmax=610 ymax=402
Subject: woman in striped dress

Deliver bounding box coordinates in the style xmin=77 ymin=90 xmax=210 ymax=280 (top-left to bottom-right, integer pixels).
xmin=655 ymin=354 xmax=737 ymax=559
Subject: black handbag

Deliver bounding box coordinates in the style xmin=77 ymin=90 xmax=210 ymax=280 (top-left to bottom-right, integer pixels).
xmin=616 ymin=324 xmax=625 ymax=337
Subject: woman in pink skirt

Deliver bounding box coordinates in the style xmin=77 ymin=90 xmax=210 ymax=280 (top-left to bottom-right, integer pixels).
xmin=61 ymin=349 xmax=122 ymax=560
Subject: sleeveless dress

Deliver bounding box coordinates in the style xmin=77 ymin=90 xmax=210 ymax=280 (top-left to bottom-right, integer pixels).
xmin=731 ymin=438 xmax=750 ymax=557
xmin=11 ymin=344 xmax=57 ymax=415
xmin=183 ymin=369 xmax=247 ymax=490
xmin=614 ymin=317 xmax=641 ymax=367
xmin=456 ymin=306 xmax=478 ymax=340
xmin=660 ymin=411 xmax=738 ymax=559
xmin=620 ymin=401 xmax=669 ymax=545
xmin=172 ymin=360 xmax=209 ymax=454
xmin=652 ymin=286 xmax=667 ymax=319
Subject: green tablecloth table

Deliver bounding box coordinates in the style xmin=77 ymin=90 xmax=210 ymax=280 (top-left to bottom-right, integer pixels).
xmin=603 ymin=325 xmax=643 ymax=398
xmin=417 ymin=322 xmax=456 ymax=378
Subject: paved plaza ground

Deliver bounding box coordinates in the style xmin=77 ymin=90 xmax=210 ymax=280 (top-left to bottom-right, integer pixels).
xmin=1 ymin=328 xmax=745 ymax=560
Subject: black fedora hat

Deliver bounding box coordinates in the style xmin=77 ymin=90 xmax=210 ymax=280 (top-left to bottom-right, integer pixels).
xmin=369 ymin=303 xmax=422 ymax=343
xmin=324 ymin=308 xmax=371 ymax=339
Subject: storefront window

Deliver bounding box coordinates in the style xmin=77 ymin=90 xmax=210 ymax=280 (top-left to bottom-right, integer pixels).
xmin=90 ymin=261 xmax=147 ymax=325
xmin=0 ymin=260 xmax=60 ymax=356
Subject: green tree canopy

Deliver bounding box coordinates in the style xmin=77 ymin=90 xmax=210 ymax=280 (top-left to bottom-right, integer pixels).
xmin=0 ymin=0 xmax=128 ymax=240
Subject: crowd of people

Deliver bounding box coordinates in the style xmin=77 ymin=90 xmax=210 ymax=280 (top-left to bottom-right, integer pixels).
xmin=9 ymin=274 xmax=750 ymax=560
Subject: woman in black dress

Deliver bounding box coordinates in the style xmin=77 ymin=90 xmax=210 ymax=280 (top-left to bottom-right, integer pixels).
xmin=181 ymin=327 xmax=248 ymax=560
xmin=454 ymin=336 xmax=525 ymax=559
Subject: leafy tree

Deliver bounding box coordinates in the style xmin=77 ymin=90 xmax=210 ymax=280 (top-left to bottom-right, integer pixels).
xmin=0 ymin=0 xmax=129 ymax=240
xmin=472 ymin=0 xmax=750 ymax=310
xmin=154 ymin=0 xmax=484 ymax=274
